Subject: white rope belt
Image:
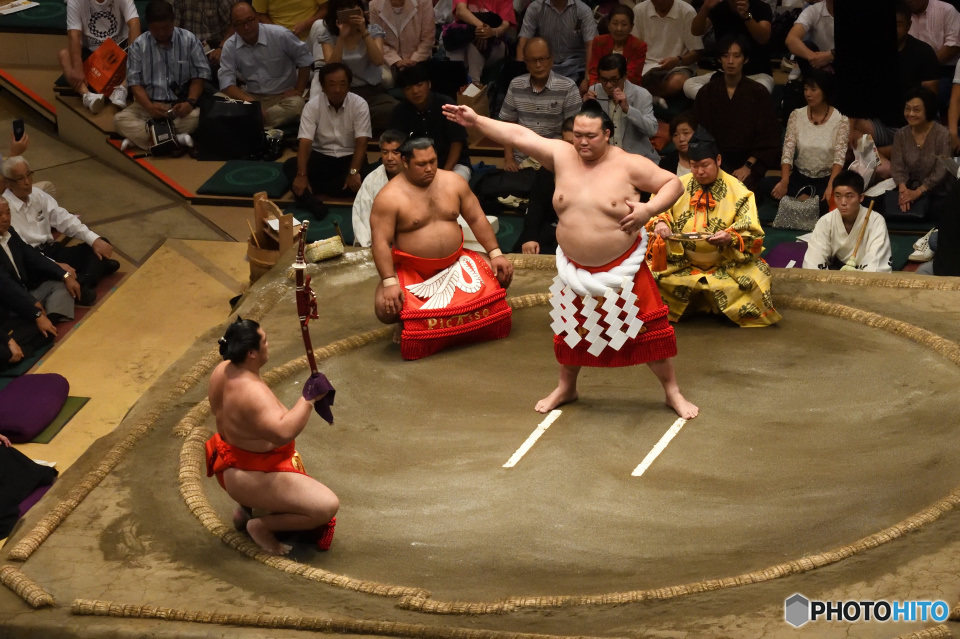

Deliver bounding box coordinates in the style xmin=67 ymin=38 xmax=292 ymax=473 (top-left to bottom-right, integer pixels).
xmin=549 ymin=230 xmax=648 ymax=356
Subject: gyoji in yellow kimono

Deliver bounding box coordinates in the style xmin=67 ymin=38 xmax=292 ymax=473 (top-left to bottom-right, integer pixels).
xmin=646 ymin=129 xmax=782 ymax=327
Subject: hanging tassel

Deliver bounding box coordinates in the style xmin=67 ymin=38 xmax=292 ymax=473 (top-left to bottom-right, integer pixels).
xmin=646 ymin=233 xmax=668 ymax=272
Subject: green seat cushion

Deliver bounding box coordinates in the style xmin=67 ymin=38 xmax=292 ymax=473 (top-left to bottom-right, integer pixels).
xmin=285 ymin=204 xmax=355 ymax=246
xmin=196 ymin=161 xmax=289 ymax=199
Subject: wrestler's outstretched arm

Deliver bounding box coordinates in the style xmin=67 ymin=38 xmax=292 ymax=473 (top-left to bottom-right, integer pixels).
xmin=443 ymin=104 xmax=569 ymax=172
xmin=369 ymin=187 xmax=404 ymax=316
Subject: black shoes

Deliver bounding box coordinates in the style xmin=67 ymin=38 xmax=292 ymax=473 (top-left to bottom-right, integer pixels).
xmin=77 ymin=287 xmax=97 ymax=306
xmin=295 ymin=191 xmax=329 ymax=220
xmin=102 ymin=258 xmax=120 ymax=276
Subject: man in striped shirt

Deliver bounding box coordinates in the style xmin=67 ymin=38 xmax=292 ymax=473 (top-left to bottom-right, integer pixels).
xmin=114 ymin=0 xmax=212 ymax=152
xmin=499 ymin=38 xmax=581 ymax=170
xmin=517 ymin=0 xmax=597 ymax=84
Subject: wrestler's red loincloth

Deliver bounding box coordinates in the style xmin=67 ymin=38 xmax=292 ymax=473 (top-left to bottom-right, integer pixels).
xmin=554 ymin=241 xmax=677 ymax=367
xmin=394 ymin=242 xmax=512 ymax=360
xmin=205 ymin=433 xmax=336 ymax=550
xmin=205 ymin=433 xmax=307 ymax=489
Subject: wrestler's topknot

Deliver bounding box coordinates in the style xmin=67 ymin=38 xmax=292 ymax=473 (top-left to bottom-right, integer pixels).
xmin=220 ymin=317 xmax=262 ymax=364
xmin=577 ymin=99 xmax=614 ymax=137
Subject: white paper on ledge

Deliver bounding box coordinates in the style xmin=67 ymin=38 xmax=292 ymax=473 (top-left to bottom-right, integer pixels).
xmin=0 ymin=1 xmax=40 ymax=15
xmin=266 ymin=217 xmax=301 ymax=231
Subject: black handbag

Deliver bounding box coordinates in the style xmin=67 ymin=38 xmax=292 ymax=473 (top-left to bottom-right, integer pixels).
xmin=196 ymin=97 xmax=266 ymax=161
xmin=146 ymin=117 xmax=181 ymax=156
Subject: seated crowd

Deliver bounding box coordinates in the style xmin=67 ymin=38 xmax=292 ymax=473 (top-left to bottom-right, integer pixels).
xmin=8 ymin=0 xmax=960 ymax=369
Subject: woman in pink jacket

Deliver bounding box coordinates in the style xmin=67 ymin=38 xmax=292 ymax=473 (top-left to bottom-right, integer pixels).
xmin=369 ymin=0 xmax=436 ymax=72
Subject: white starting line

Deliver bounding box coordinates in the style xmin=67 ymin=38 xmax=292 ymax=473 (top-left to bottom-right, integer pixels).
xmin=503 ymin=410 xmax=562 ymax=468
xmin=631 ymin=418 xmax=687 ymax=477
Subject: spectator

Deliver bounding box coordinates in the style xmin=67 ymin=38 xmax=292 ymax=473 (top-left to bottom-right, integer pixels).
xmin=500 ymin=37 xmax=582 ymax=170
xmin=253 ymin=0 xmax=328 ymax=40
xmin=352 ymin=129 xmax=406 ymax=247
xmin=884 ymin=86 xmax=951 ymax=218
xmin=444 ymin=0 xmax=515 ymax=84
xmin=583 ymin=54 xmax=659 ymax=164
xmin=219 ymin=2 xmax=314 ymax=128
xmin=693 ymin=35 xmax=779 ymax=191
xmin=772 ymin=70 xmax=848 ymax=209
xmin=906 ymin=0 xmax=960 ymax=67
xmin=849 ymin=2 xmax=938 ymax=162
xmin=803 ymin=170 xmax=892 ymax=272
xmin=1 ymin=134 xmax=56 ymax=199
xmin=171 ymin=0 xmax=239 ymax=67
xmin=114 ymin=0 xmax=211 ymax=153
xmin=516 ymin=0 xmax=598 ymax=88
xmin=2 ymin=157 xmax=119 ymax=303
xmin=516 ymin=116 xmax=575 ymax=255
xmin=284 ymin=63 xmax=371 ymax=208
xmin=391 ymin=64 xmax=472 ymax=180
xmin=369 ymin=0 xmax=435 ymax=73
xmin=313 ymin=0 xmax=398 ymax=133
xmin=659 ymin=111 xmax=698 ymax=177
xmin=0 ymin=287 xmax=54 ymax=371
xmin=685 ymin=0 xmax=774 ymax=99
xmin=633 ymin=0 xmax=703 ymax=101
xmin=0 ymin=200 xmax=81 ymax=325
xmin=785 ymin=0 xmax=834 ymax=74
xmin=59 ymin=0 xmax=141 ymax=113
xmin=586 ymin=5 xmax=645 ymax=87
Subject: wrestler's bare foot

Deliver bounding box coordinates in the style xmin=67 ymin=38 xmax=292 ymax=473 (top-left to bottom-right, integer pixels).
xmin=392 ymin=323 xmax=402 ymax=344
xmin=665 ymin=388 xmax=699 ymax=419
xmin=232 ymin=506 xmax=252 ymax=531
xmin=534 ymin=386 xmax=578 ymax=413
xmin=246 ymin=518 xmax=292 ymax=555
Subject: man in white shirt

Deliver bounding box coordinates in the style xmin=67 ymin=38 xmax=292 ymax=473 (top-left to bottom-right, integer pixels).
xmin=785 ymin=0 xmax=834 ymax=72
xmin=1 ymin=156 xmax=118 ymax=304
xmin=907 ymin=0 xmax=960 ymax=66
xmin=58 ymin=0 xmax=141 ymax=113
xmin=284 ymin=63 xmax=372 ymax=214
xmin=632 ymin=0 xmax=703 ymax=100
xmin=352 ymin=129 xmax=405 ymax=248
xmin=802 ymin=170 xmax=892 ymax=272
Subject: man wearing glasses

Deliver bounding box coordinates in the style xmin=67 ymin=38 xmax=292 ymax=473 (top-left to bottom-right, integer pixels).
xmin=218 ymin=2 xmax=314 ymax=128
xmin=499 ymin=37 xmax=581 ymax=172
xmin=1 ymin=157 xmax=118 ymax=306
xmin=583 ymin=53 xmax=659 ymax=164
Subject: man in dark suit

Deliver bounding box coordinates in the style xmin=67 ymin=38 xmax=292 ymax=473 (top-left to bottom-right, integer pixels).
xmin=0 ymin=200 xmax=80 ymax=367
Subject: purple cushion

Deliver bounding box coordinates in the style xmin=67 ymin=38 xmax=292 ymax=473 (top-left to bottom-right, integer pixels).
xmin=17 ymin=484 xmax=52 ymax=519
xmin=0 ymin=374 xmax=69 ymax=443
xmin=765 ymin=242 xmax=809 ymax=269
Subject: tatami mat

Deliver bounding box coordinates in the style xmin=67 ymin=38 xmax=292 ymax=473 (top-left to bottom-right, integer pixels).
xmin=0 ymin=66 xmax=60 ymax=118
xmin=90 ymin=204 xmax=232 ymax=263
xmin=15 ymin=239 xmax=248 ymax=471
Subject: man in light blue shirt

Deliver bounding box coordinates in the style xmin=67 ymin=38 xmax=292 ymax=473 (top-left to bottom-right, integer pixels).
xmin=114 ymin=0 xmax=212 ymax=151
xmin=218 ymin=2 xmax=314 ymax=127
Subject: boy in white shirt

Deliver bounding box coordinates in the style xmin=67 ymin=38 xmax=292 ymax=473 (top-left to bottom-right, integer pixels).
xmin=803 ymin=170 xmax=893 ymax=272
xmin=58 ymin=0 xmax=141 ymax=113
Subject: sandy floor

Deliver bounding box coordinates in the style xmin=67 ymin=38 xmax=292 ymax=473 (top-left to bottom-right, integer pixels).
xmin=2 ymin=251 xmax=960 ymax=639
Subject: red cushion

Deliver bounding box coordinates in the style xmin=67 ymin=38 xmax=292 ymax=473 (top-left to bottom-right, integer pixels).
xmin=0 ymin=374 xmax=69 ymax=443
